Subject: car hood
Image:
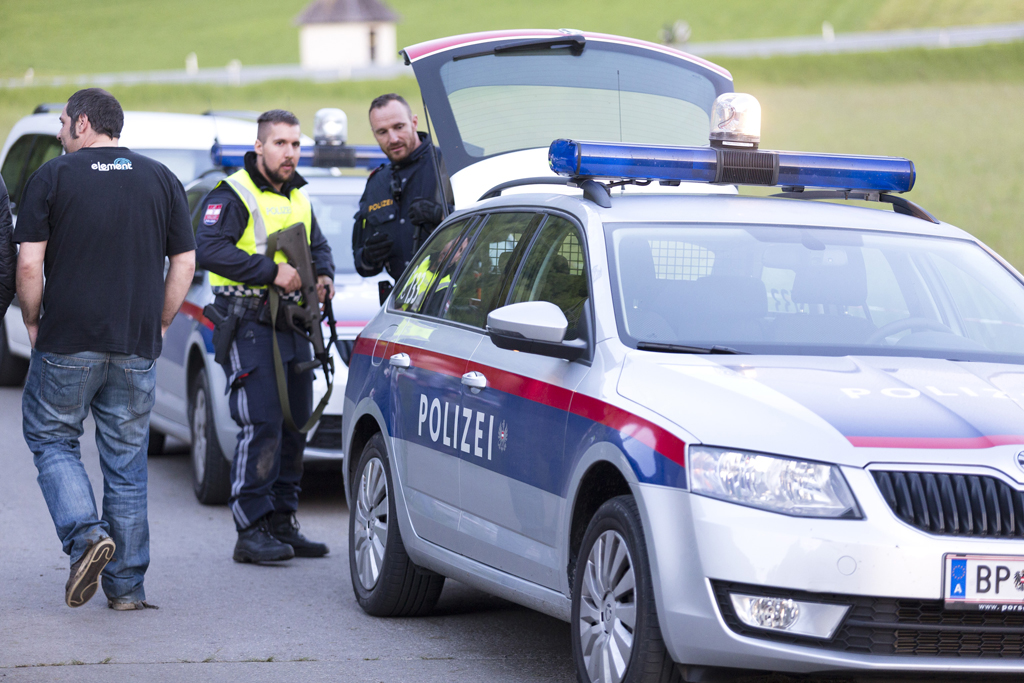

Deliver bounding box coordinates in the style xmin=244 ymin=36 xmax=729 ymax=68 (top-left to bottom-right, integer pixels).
xmin=331 ymin=273 xmax=386 ymax=335
xmin=617 ymin=352 xmax=1024 ymax=466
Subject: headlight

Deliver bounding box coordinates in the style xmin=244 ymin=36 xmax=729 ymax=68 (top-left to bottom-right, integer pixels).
xmin=689 ymin=446 xmax=860 ymax=518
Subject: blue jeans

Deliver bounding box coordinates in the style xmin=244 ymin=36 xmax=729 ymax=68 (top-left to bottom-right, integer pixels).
xmin=23 ymin=350 xmax=156 ymax=603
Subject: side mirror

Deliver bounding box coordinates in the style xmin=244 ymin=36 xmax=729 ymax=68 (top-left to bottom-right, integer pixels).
xmin=486 ymin=301 xmax=587 ymax=361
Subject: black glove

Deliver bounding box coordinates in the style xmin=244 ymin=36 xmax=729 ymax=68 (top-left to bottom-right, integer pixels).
xmin=408 ymin=200 xmax=445 ymax=229
xmin=362 ymin=231 xmax=394 ymax=266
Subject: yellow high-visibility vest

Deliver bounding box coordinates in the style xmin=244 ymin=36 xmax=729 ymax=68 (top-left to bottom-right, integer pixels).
xmin=208 ymin=168 xmax=313 ymax=290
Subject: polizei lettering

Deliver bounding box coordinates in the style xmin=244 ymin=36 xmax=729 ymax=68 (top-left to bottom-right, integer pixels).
xmin=418 ymin=393 xmax=496 ymax=460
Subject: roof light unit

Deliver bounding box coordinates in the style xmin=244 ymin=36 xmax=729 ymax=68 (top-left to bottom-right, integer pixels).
xmin=547 ymin=93 xmax=916 ymax=193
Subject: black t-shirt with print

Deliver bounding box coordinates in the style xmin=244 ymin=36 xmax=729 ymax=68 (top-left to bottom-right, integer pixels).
xmin=14 ymin=147 xmax=195 ymax=359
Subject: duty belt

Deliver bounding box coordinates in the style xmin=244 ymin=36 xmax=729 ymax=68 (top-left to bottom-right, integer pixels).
xmin=216 ymin=295 xmax=262 ymax=318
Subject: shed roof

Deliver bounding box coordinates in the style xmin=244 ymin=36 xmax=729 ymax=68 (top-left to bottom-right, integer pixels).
xmin=296 ymin=0 xmax=398 ymax=25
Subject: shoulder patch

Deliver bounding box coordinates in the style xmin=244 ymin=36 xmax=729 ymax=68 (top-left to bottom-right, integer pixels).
xmin=203 ymin=203 xmax=223 ymax=225
xmin=368 ymin=163 xmax=387 ymax=178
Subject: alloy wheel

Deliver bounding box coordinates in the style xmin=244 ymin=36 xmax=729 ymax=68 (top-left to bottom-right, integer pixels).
xmin=579 ymin=529 xmax=637 ymax=683
xmin=191 ymin=386 xmax=207 ymax=483
xmin=353 ymin=457 xmax=389 ymax=590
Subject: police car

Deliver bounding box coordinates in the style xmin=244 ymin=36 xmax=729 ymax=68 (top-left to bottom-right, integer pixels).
xmin=156 ymin=109 xmax=389 ymax=503
xmin=0 ymin=107 xmax=267 ymax=385
xmin=342 ymin=31 xmax=1024 ymax=681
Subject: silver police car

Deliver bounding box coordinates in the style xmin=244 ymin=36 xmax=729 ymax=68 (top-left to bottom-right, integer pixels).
xmin=343 ymin=31 xmax=1024 ymax=682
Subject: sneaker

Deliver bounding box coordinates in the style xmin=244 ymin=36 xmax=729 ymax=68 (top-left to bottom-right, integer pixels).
xmin=65 ymin=537 xmax=116 ymax=608
xmin=233 ymin=516 xmax=295 ymax=563
xmin=270 ymin=511 xmax=329 ymax=558
xmin=108 ymin=599 xmax=159 ymax=611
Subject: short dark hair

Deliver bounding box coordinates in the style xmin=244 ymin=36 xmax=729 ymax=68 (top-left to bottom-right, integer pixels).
xmin=66 ymin=88 xmax=123 ymax=138
xmin=257 ymin=109 xmax=300 ymax=142
xmin=369 ymin=93 xmax=411 ymax=117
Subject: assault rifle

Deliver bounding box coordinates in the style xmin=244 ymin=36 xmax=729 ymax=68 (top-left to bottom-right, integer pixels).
xmin=266 ymin=222 xmax=338 ymax=433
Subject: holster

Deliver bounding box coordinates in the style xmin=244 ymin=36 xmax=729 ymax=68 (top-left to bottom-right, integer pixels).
xmin=203 ymin=304 xmax=239 ymax=366
xmin=256 ymin=292 xmax=296 ymax=332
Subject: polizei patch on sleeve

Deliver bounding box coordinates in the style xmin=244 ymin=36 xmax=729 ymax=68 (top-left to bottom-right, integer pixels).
xmin=203 ymin=204 xmax=222 ymax=225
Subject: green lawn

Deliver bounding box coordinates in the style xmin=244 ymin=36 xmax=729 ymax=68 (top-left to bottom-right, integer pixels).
xmin=2 ymin=37 xmax=1023 ymax=270
xmin=4 ymin=0 xmax=1024 ymax=77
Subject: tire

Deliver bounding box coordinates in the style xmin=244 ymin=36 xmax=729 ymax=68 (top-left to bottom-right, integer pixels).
xmin=572 ymin=495 xmax=679 ymax=683
xmin=0 ymin=320 xmax=29 ymax=386
xmin=189 ymin=367 xmax=231 ymax=505
xmin=147 ymin=427 xmax=166 ymax=455
xmin=349 ymin=432 xmax=444 ymax=617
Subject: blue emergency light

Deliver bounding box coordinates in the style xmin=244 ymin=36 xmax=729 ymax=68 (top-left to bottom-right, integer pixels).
xmin=210 ymin=143 xmax=387 ymax=170
xmin=547 ymin=139 xmax=916 ymax=193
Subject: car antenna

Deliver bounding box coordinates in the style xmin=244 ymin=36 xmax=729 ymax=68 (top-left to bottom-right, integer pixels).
xmin=421 ymin=100 xmax=451 ymax=220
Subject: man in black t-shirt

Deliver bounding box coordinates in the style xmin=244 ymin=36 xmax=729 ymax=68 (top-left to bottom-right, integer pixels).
xmin=14 ymin=88 xmax=195 ymax=611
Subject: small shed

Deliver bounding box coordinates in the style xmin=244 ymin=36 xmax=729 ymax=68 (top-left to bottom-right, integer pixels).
xmin=296 ymin=0 xmax=399 ymax=70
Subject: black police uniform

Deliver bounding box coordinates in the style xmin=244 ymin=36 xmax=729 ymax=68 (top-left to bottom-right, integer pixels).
xmin=195 ymin=152 xmax=334 ymax=560
xmin=352 ymin=132 xmax=448 ymax=280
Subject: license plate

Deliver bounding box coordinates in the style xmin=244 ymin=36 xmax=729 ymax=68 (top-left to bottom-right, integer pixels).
xmin=944 ymin=554 xmax=1024 ymax=611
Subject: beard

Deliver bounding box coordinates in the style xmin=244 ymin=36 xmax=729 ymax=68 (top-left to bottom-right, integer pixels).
xmin=263 ymin=161 xmax=295 ymax=186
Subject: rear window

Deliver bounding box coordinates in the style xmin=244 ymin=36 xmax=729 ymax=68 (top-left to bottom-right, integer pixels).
xmin=440 ymin=49 xmax=716 ymax=158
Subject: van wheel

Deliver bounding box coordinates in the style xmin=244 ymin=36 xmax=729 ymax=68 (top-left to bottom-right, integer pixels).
xmin=572 ymin=496 xmax=679 ymax=683
xmin=349 ymin=432 xmax=444 ymax=616
xmin=0 ymin=320 xmax=29 ymax=386
xmin=189 ymin=367 xmax=231 ymax=505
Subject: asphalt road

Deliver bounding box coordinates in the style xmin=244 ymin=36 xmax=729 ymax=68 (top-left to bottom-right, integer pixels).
xmin=0 ymin=385 xmax=1011 ymax=683
xmin=0 ymin=386 xmax=574 ymax=683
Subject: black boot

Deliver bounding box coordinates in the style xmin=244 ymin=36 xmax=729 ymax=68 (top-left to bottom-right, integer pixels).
xmin=233 ymin=516 xmax=295 ymax=563
xmin=269 ymin=511 xmax=329 ymax=557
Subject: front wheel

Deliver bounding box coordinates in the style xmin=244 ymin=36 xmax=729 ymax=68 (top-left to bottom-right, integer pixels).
xmin=349 ymin=432 xmax=444 ymax=616
xmin=572 ymin=495 xmax=679 ymax=683
xmin=189 ymin=367 xmax=231 ymax=505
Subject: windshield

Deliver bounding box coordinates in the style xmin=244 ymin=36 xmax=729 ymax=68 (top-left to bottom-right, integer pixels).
xmin=135 ymin=149 xmax=215 ymax=183
xmin=307 ymin=192 xmax=361 ymax=275
xmin=607 ymin=223 xmax=1024 ymax=363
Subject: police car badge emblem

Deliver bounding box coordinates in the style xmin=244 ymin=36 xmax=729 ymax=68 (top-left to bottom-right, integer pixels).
xmin=1017 ymin=451 xmax=1024 ymax=474
xmin=203 ymin=203 xmax=222 ymax=225
xmin=498 ymin=420 xmax=508 ymax=452
xmin=1015 ymin=570 xmax=1024 ymax=592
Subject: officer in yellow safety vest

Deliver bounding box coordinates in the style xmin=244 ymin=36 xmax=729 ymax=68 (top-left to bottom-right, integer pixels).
xmin=195 ymin=110 xmax=335 ymax=564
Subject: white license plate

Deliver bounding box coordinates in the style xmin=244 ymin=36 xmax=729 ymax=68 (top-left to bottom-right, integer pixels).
xmin=944 ymin=554 xmax=1024 ymax=611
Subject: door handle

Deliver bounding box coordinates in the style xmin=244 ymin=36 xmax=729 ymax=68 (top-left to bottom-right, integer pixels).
xmin=461 ymin=371 xmax=486 ymax=389
xmin=389 ymin=353 xmax=410 ymax=368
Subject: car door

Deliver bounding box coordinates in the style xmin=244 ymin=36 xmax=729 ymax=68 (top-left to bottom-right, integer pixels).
xmin=457 ymin=213 xmax=592 ymax=589
xmin=0 ymin=133 xmax=62 ymax=217
xmin=385 ymin=215 xmax=481 ymax=551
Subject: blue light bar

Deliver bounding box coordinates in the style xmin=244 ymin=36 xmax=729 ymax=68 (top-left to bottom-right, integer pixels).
xmin=210 ymin=143 xmax=387 ymax=170
xmin=548 ymin=139 xmax=915 ymax=193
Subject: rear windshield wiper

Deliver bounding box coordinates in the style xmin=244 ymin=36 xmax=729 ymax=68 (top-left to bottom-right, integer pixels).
xmin=453 ymin=35 xmax=586 ymax=61
xmin=636 ymin=342 xmax=746 ymax=355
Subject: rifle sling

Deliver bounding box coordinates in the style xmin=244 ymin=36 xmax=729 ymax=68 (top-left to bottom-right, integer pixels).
xmin=266 ymin=232 xmax=333 ymax=435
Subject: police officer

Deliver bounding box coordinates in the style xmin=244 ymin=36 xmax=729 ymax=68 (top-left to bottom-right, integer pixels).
xmin=195 ymin=110 xmax=334 ymax=564
xmin=353 ymin=94 xmax=449 ymax=280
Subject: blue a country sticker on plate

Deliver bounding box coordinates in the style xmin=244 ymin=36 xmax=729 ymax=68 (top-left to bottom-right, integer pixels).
xmin=949 ymin=558 xmax=967 ymax=598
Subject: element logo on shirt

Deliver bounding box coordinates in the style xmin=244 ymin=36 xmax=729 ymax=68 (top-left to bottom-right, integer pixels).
xmin=91 ymin=158 xmax=133 ymax=172
xmin=203 ymin=204 xmax=222 ymax=225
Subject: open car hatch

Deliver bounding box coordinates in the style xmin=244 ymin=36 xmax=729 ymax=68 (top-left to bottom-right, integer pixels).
xmin=402 ymin=29 xmax=734 ymax=207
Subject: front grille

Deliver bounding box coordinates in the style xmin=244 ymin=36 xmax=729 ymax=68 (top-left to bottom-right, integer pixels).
xmin=307 ymin=415 xmax=342 ymax=450
xmin=872 ymin=470 xmax=1024 ymax=537
xmin=713 ymin=581 xmax=1024 ymax=657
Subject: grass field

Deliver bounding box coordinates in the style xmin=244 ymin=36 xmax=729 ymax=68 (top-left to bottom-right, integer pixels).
xmin=4 ymin=0 xmax=1024 ymax=77
xmin=1 ymin=15 xmax=1023 ymax=270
